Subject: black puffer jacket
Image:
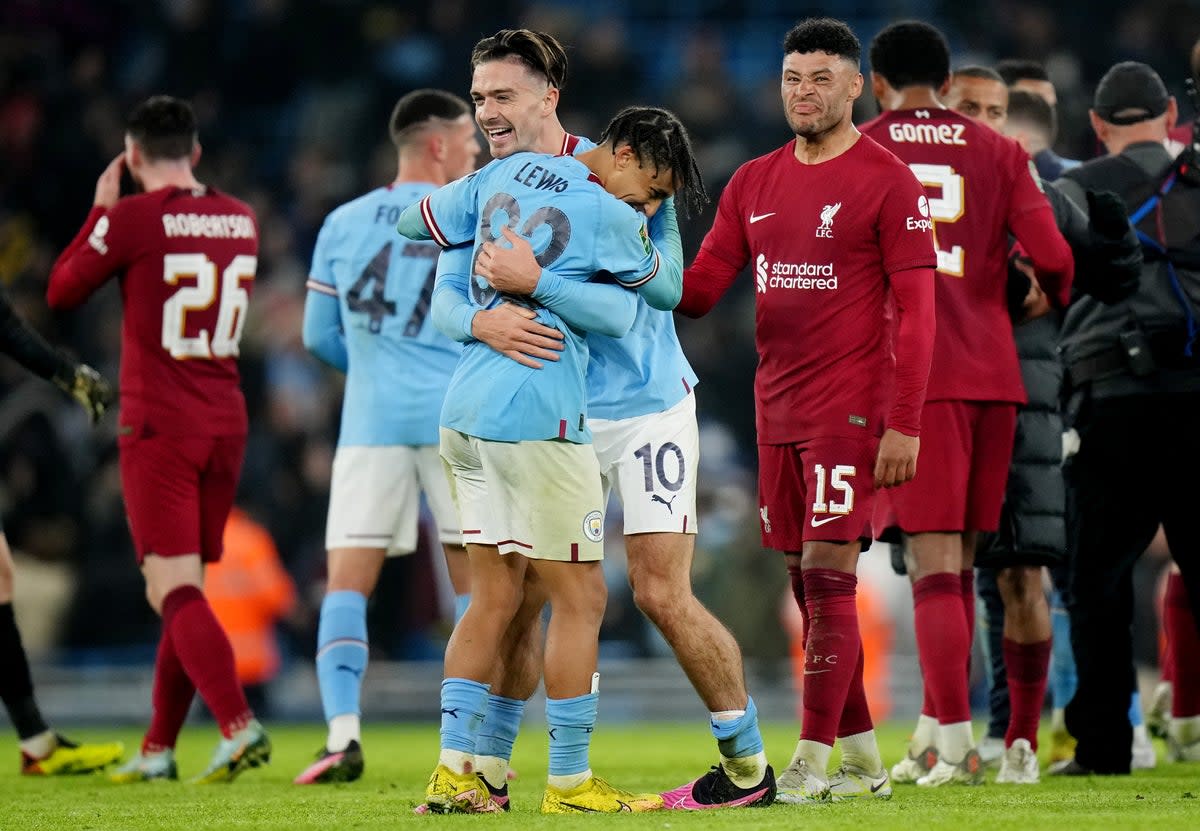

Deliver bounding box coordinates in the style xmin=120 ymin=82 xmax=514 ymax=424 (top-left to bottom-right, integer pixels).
xmin=978 ymin=180 xmax=1139 ymax=566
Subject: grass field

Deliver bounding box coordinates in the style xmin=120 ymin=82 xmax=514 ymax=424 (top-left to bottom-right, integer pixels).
xmin=3 ymin=722 xmax=1198 ymax=830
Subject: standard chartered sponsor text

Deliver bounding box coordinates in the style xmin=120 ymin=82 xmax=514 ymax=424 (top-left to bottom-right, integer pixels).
xmin=768 ymin=261 xmax=838 ymax=290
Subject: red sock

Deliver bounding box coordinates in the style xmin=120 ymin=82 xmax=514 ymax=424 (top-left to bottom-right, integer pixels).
xmin=787 ymin=562 xmax=809 ymax=648
xmin=913 ymin=573 xmax=971 ymax=724
xmin=799 ymin=569 xmax=861 ymax=747
xmin=837 ymin=644 xmax=874 ymax=738
xmin=162 ymin=586 xmax=253 ymax=738
xmin=1165 ymin=572 xmax=1200 ymax=718
xmin=1003 ymin=637 xmax=1051 ymax=749
xmin=142 ymin=629 xmax=196 ymax=753
xmin=960 ymin=569 xmax=976 ymax=666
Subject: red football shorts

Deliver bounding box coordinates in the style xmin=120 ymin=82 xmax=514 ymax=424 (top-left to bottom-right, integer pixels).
xmin=878 ymin=400 xmax=1016 ymax=534
xmin=119 ymin=432 xmax=246 ymax=563
xmin=757 ymin=435 xmax=879 ymax=551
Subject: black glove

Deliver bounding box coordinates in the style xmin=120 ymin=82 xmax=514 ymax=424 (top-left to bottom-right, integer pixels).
xmin=53 ymin=363 xmax=113 ymax=424
xmin=1005 ymin=253 xmax=1033 ymax=322
xmin=1086 ymin=190 xmax=1131 ymax=239
xmin=1074 ymin=189 xmax=1142 ymax=304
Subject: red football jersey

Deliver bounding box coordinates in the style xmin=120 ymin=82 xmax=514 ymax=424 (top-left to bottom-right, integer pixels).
xmin=48 ymin=186 xmax=258 ymax=436
xmin=861 ymin=108 xmax=1069 ymax=403
xmin=682 ymin=135 xmax=936 ymax=444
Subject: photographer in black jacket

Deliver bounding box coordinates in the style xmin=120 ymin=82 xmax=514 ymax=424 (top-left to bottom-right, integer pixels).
xmin=1052 ymin=61 xmax=1200 ymax=775
xmin=966 ymin=84 xmax=1142 ymax=781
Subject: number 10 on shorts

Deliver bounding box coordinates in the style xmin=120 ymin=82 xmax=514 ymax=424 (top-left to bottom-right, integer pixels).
xmin=812 ymin=464 xmax=855 ymax=516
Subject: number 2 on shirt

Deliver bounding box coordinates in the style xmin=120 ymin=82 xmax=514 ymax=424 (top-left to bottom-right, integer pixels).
xmin=908 ymin=163 xmax=965 ymax=277
xmin=161 ymin=253 xmax=255 ymax=359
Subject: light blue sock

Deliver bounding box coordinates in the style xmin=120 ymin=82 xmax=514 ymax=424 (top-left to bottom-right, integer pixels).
xmin=546 ymin=693 xmax=597 ymax=776
xmin=454 ymin=593 xmax=471 ymax=625
xmin=1129 ymin=691 xmax=1144 ymax=727
xmin=440 ymin=678 xmax=490 ymax=753
xmin=1049 ymin=594 xmax=1077 ymax=708
xmin=476 ymin=695 xmax=525 ymax=760
xmin=711 ymin=695 xmax=765 ymax=758
xmin=316 ymin=591 xmax=368 ymax=723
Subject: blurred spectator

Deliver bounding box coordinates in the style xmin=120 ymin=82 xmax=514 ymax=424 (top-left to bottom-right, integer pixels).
xmin=206 ymin=506 xmax=297 ymax=717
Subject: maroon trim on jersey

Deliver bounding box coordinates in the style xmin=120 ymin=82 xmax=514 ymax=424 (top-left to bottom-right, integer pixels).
xmin=570 ymin=543 xmax=580 ymax=562
xmin=587 ymin=172 xmax=603 ymax=186
xmin=682 ymin=377 xmax=692 ymax=394
xmin=558 ymin=419 xmax=567 ymax=439
xmin=462 ymin=529 xmax=483 ymax=534
xmin=497 ymin=538 xmax=533 ymax=550
xmin=559 ymin=133 xmax=581 ymax=157
xmin=682 ymin=515 xmax=689 ymax=533
xmin=619 ymin=251 xmax=660 ymax=288
xmin=419 ymin=195 xmax=450 ymax=247
xmin=306 ymin=278 xmax=337 ymax=297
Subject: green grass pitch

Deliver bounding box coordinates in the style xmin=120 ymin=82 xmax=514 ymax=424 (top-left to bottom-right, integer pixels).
xmin=3 ymin=723 xmax=1198 ymax=830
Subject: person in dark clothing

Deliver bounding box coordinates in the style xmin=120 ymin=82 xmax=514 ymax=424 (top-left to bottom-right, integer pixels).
xmin=995 ymin=59 xmax=1081 ymax=181
xmin=1052 ymin=61 xmax=1200 ymax=775
xmin=0 ymin=287 xmax=118 ymax=773
xmin=945 ymin=70 xmax=1142 ymax=782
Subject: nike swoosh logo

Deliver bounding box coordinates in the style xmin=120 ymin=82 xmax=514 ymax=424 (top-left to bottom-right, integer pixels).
xmin=810 ymin=515 xmax=841 ymax=527
xmin=749 ymin=212 xmax=776 ymax=224
xmin=803 ymin=668 xmax=833 ymax=675
xmin=871 ymin=779 xmax=888 ymax=793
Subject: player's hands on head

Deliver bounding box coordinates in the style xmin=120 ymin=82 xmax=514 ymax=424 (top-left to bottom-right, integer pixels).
xmin=874 ymin=428 xmax=919 ymax=489
xmin=94 ymin=153 xmax=126 ymax=208
xmin=476 ymin=226 xmax=541 ymax=295
xmin=470 ymin=301 xmax=564 ymax=370
xmin=54 ymin=363 xmax=113 ymax=424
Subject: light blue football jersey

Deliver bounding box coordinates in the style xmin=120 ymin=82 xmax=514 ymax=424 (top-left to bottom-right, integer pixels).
xmin=564 ymin=137 xmax=699 ymax=420
xmin=307 ymin=183 xmax=461 ymax=446
xmin=421 ymin=152 xmax=658 ymax=442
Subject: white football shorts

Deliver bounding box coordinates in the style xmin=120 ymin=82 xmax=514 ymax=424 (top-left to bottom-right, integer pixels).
xmin=590 ymin=392 xmax=699 ymax=535
xmin=439 ymin=428 xmax=604 ymax=562
xmin=325 ymin=444 xmax=461 ymax=556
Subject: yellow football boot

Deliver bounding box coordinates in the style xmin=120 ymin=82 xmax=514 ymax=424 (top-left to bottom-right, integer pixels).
xmin=21 ymin=735 xmax=124 ymax=776
xmin=541 ymin=774 xmax=664 ymax=813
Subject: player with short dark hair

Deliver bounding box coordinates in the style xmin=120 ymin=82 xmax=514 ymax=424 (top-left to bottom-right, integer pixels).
xmin=399 ymin=103 xmax=704 ymax=814
xmin=679 ymin=16 xmax=938 ymax=803
xmin=293 ymin=88 xmax=480 ymax=785
xmin=862 ymin=20 xmax=1073 ymax=786
xmin=947 ymin=65 xmax=1009 ymax=131
xmin=0 ymin=291 xmax=118 ymax=775
xmin=47 ymin=94 xmax=269 ymax=784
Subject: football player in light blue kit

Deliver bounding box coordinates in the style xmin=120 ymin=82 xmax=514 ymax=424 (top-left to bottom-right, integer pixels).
xmin=398 ymin=104 xmax=707 ymax=814
xmin=462 ymin=30 xmax=774 ymax=811
xmin=295 ymin=90 xmax=481 ymax=785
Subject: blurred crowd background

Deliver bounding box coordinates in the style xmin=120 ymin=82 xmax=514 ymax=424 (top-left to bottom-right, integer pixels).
xmin=1 ymin=0 xmax=1195 ymax=700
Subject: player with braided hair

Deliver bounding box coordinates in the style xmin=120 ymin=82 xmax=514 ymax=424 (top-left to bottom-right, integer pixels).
xmin=434 ymin=26 xmax=776 ymax=811
xmin=398 ymin=103 xmax=706 ymax=814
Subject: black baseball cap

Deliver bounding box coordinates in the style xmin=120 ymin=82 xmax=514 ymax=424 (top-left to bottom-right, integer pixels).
xmin=1093 ymin=61 xmax=1169 ymax=125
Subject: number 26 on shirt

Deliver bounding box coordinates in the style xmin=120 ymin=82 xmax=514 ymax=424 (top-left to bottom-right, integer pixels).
xmin=908 ymin=163 xmax=965 ymax=277
xmin=161 ymin=253 xmax=255 ymax=359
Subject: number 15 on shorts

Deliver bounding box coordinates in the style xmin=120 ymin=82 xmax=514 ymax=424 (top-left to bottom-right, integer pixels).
xmin=811 ymin=463 xmax=855 ymax=526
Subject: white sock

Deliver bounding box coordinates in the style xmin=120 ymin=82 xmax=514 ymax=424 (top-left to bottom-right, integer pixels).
xmin=838 ymin=729 xmax=883 ymax=774
xmin=547 ymin=768 xmax=591 ymax=790
xmin=789 ymin=739 xmax=832 ymax=779
xmin=438 ymin=748 xmax=475 ymax=774
xmin=938 ymin=721 xmax=975 ymax=765
xmin=327 ymin=714 xmax=360 ymax=752
xmin=1171 ymin=715 xmax=1200 ymax=745
xmin=18 ymin=729 xmax=56 ymax=759
xmin=710 ymin=709 xmax=746 ymax=722
xmin=910 ymin=713 xmax=938 ymax=755
xmin=1050 ymin=707 xmax=1067 ymax=731
xmin=475 ymin=754 xmax=509 ymax=788
xmin=721 ymin=750 xmax=768 ymax=788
